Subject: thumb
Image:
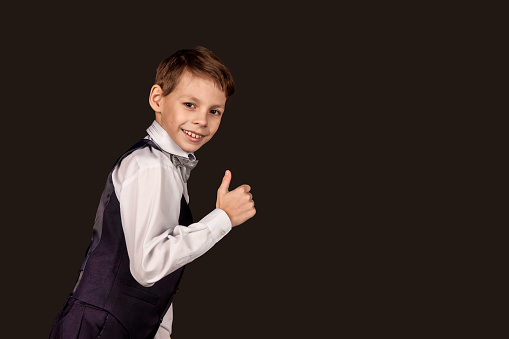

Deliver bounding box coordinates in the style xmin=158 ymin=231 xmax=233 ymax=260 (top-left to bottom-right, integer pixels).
xmin=218 ymin=170 xmax=232 ymax=194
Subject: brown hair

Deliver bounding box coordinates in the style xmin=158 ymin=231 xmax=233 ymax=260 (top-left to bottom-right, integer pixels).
xmin=154 ymin=46 xmax=235 ymax=98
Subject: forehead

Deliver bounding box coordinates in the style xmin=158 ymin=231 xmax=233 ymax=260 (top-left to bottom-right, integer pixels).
xmin=174 ymin=71 xmax=226 ymax=101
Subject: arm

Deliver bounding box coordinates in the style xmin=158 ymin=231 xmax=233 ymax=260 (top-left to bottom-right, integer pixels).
xmin=117 ymin=161 xmax=232 ymax=287
xmin=151 ymin=170 xmax=256 ymax=336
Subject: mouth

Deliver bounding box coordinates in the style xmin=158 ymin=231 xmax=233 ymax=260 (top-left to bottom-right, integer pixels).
xmin=182 ymin=129 xmax=205 ymax=141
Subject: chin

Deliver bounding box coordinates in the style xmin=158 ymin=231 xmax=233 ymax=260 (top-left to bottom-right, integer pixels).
xmin=183 ymin=147 xmax=198 ymax=153
xmin=182 ymin=143 xmax=203 ymax=153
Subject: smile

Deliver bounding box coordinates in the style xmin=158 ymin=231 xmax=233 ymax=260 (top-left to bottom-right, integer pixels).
xmin=182 ymin=129 xmax=204 ymax=139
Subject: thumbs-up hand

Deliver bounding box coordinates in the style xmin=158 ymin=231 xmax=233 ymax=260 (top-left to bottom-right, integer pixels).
xmin=216 ymin=170 xmax=256 ymax=227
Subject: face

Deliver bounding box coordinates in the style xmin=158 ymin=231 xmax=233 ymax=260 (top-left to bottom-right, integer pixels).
xmin=150 ymin=71 xmax=227 ymax=153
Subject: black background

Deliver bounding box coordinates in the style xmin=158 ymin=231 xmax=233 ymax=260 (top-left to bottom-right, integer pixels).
xmin=0 ymin=2 xmax=463 ymax=338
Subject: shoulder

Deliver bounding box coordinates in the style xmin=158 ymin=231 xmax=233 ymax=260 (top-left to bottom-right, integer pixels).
xmin=128 ymin=144 xmax=174 ymax=170
xmin=112 ymin=144 xmax=178 ymax=187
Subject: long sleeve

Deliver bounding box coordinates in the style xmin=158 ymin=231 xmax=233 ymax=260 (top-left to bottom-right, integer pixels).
xmin=112 ymin=148 xmax=232 ymax=287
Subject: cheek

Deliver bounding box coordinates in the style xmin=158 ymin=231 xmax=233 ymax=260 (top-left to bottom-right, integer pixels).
xmin=209 ymin=121 xmax=221 ymax=136
xmin=166 ymin=118 xmax=179 ymax=130
xmin=162 ymin=119 xmax=180 ymax=137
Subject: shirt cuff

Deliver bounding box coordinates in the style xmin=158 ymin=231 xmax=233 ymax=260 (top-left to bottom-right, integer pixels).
xmin=199 ymin=208 xmax=232 ymax=240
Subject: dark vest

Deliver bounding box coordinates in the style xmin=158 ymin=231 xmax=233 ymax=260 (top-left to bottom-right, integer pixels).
xmin=72 ymin=139 xmax=192 ymax=338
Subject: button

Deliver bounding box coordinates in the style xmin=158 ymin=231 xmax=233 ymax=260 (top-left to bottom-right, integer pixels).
xmin=221 ymin=230 xmax=226 ymax=236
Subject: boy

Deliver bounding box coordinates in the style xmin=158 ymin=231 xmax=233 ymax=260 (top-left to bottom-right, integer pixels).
xmin=50 ymin=47 xmax=256 ymax=339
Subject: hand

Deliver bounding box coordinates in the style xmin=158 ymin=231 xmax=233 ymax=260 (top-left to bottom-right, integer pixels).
xmin=216 ymin=170 xmax=256 ymax=227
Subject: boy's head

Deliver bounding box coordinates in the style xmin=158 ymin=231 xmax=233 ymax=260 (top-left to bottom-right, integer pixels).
xmin=149 ymin=47 xmax=235 ymax=153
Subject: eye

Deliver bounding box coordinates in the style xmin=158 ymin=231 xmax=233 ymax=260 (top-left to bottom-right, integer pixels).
xmin=184 ymin=102 xmax=195 ymax=108
xmin=210 ymin=109 xmax=222 ymax=116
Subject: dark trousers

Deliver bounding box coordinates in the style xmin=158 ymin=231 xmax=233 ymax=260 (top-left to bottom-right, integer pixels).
xmin=49 ymin=297 xmax=129 ymax=339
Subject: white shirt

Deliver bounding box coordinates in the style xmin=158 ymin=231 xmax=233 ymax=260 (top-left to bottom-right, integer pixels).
xmin=111 ymin=120 xmax=232 ymax=338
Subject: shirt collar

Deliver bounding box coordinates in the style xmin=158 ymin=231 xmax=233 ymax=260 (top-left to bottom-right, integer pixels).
xmin=146 ymin=120 xmax=197 ymax=161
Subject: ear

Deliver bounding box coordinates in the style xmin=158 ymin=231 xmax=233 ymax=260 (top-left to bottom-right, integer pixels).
xmin=149 ymin=85 xmax=164 ymax=112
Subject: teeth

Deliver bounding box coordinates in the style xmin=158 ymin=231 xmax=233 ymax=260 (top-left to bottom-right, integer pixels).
xmin=184 ymin=130 xmax=203 ymax=139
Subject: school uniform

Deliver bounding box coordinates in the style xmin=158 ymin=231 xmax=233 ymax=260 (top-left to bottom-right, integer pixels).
xmin=50 ymin=121 xmax=232 ymax=338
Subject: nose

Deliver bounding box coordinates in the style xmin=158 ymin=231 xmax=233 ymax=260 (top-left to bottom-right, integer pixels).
xmin=192 ymin=109 xmax=208 ymax=127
